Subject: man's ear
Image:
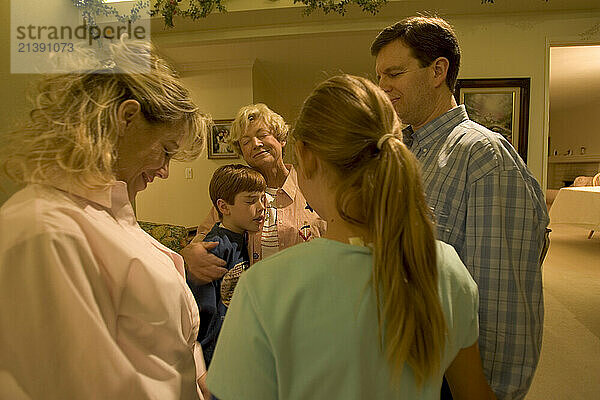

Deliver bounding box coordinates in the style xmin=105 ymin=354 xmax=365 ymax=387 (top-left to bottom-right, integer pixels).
xmin=116 ymin=100 xmax=141 ymax=136
xmin=216 ymin=199 xmax=230 ymax=216
xmin=294 ymin=141 xmax=318 ymax=180
xmin=431 ymin=57 xmax=450 ymax=89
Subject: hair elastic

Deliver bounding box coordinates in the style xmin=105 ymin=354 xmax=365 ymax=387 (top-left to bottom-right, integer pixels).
xmin=376 ymin=133 xmax=396 ymax=150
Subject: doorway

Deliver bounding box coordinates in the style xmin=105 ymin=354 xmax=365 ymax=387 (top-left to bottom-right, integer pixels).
xmin=547 ymin=44 xmax=600 ymax=196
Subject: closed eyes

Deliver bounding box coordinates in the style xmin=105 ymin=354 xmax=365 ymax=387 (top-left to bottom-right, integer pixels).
xmin=377 ymin=71 xmax=408 ymax=81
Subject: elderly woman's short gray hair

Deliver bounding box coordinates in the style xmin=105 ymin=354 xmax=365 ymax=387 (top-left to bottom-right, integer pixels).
xmin=228 ymin=103 xmax=288 ymax=155
xmin=1 ymin=40 xmax=209 ymax=190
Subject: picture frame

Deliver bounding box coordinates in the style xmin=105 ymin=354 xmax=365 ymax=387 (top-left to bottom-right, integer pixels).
xmin=454 ymin=78 xmax=530 ymax=162
xmin=208 ymin=119 xmax=239 ymax=160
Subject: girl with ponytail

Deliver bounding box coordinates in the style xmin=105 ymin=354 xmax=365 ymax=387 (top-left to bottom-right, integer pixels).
xmin=207 ymin=75 xmax=496 ymax=400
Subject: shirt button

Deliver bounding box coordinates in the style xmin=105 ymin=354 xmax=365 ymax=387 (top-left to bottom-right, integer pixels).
xmin=422 ymin=148 xmax=428 ymax=153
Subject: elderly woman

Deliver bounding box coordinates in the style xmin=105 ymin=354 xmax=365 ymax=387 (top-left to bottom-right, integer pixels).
xmin=0 ymin=41 xmax=208 ymax=399
xmin=206 ymin=76 xmax=496 ymax=399
xmin=184 ymin=104 xmax=326 ymax=284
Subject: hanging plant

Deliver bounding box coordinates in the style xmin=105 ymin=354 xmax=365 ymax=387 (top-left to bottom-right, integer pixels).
xmin=481 ymin=0 xmax=548 ymax=2
xmin=150 ymin=0 xmax=227 ymax=28
xmin=150 ymin=0 xmax=387 ymax=27
xmin=72 ymin=0 xmax=150 ymax=27
xmin=146 ymin=0 xmax=550 ymax=28
xmin=293 ymin=0 xmax=387 ymax=16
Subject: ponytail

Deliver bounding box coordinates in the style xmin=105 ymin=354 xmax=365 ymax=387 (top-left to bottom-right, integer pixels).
xmin=371 ymin=137 xmax=446 ymax=385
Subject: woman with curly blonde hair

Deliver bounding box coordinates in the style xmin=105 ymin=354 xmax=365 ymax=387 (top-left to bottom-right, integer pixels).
xmin=206 ymin=75 xmax=496 ymax=399
xmin=0 ymin=40 xmax=210 ymax=399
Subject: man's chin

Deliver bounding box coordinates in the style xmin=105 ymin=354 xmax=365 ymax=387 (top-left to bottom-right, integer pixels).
xmin=247 ymin=158 xmax=272 ymax=171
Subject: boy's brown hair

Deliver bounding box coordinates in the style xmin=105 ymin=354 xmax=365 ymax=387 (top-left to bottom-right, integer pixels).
xmin=209 ymin=164 xmax=266 ymax=218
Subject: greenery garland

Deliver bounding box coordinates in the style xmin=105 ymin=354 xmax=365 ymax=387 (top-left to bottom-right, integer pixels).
xmin=150 ymin=0 xmax=227 ymax=28
xmin=71 ymin=0 xmax=552 ymax=30
xmin=73 ymin=0 xmax=149 ymax=26
xmin=149 ymin=0 xmax=551 ymax=28
xmin=293 ymin=0 xmax=387 ymax=16
xmin=150 ymin=0 xmax=388 ymax=27
xmin=481 ymin=0 xmax=548 ymax=2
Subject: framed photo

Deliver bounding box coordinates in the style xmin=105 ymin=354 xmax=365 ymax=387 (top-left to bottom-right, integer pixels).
xmin=208 ymin=119 xmax=238 ymax=159
xmin=454 ymin=78 xmax=530 ymax=162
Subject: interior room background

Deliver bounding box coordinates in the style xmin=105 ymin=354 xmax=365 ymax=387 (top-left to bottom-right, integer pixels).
xmin=1 ymin=0 xmax=599 ymax=227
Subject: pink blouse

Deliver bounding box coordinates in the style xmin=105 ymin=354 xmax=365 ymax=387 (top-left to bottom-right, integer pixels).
xmin=0 ymin=182 xmax=204 ymax=399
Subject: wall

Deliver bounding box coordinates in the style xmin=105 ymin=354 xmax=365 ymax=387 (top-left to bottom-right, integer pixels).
xmin=251 ymin=60 xmax=296 ymax=163
xmin=547 ymin=101 xmax=600 ymax=188
xmin=3 ymin=4 xmax=600 ymax=217
xmin=0 ymin=0 xmax=90 ymax=204
xmin=135 ymin=65 xmax=255 ymax=226
xmin=151 ymin=9 xmax=600 ymax=195
xmin=547 ymin=162 xmax=600 ymax=189
xmin=252 ymin=60 xmax=283 ymax=113
xmin=549 ymin=103 xmax=600 ymax=157
xmin=0 ymin=1 xmax=32 ymax=204
xmin=447 ymin=12 xmax=598 ymax=191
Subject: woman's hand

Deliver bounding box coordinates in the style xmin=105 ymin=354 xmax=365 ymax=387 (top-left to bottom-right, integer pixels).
xmin=181 ymin=242 xmax=227 ymax=285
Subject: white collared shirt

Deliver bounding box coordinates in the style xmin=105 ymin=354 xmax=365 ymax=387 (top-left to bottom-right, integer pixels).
xmin=0 ymin=182 xmax=203 ymax=400
xmin=260 ymin=187 xmax=280 ymax=259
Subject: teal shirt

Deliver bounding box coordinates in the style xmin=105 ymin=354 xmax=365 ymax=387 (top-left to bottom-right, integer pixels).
xmin=207 ymin=238 xmax=479 ymax=400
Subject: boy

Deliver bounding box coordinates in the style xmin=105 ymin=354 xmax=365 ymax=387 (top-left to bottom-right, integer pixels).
xmin=187 ymin=164 xmax=266 ymax=368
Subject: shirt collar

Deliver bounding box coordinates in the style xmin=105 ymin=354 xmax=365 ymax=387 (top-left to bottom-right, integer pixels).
xmin=278 ymin=164 xmax=298 ymax=202
xmin=50 ymin=180 xmax=130 ymax=210
xmin=215 ymin=222 xmax=247 ymax=245
xmin=405 ymin=105 xmax=468 ymax=150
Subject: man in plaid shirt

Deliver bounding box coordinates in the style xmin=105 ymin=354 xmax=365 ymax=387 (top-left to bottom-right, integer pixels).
xmin=371 ymin=16 xmax=549 ymax=400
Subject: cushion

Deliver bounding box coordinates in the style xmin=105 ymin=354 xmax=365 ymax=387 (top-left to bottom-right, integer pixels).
xmin=138 ymin=221 xmax=196 ymax=253
xmin=573 ymin=176 xmax=594 ymax=187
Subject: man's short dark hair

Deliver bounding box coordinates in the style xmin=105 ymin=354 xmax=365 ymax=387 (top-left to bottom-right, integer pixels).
xmin=370 ymin=16 xmax=461 ymax=93
xmin=210 ymin=164 xmax=266 ymax=218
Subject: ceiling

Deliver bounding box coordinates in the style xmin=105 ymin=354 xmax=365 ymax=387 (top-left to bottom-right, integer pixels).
xmin=149 ymin=0 xmax=600 ymax=118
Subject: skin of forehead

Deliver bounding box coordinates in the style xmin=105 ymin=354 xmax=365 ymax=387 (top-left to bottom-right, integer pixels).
xmin=238 ymin=191 xmax=263 ymax=198
xmin=241 ymin=122 xmax=270 ymax=138
xmin=375 ymin=41 xmax=418 ymax=77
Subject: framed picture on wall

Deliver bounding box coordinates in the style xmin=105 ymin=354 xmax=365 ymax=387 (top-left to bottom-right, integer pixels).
xmin=454 ymin=78 xmax=530 ymax=162
xmin=208 ymin=119 xmax=239 ymax=159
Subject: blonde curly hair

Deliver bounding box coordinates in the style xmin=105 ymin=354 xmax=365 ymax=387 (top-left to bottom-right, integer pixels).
xmin=228 ymin=103 xmax=288 ymax=156
xmin=1 ymin=40 xmax=208 ymax=190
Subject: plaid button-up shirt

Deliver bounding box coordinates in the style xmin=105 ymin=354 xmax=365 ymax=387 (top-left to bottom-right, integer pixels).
xmin=405 ymin=106 xmax=549 ymax=400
